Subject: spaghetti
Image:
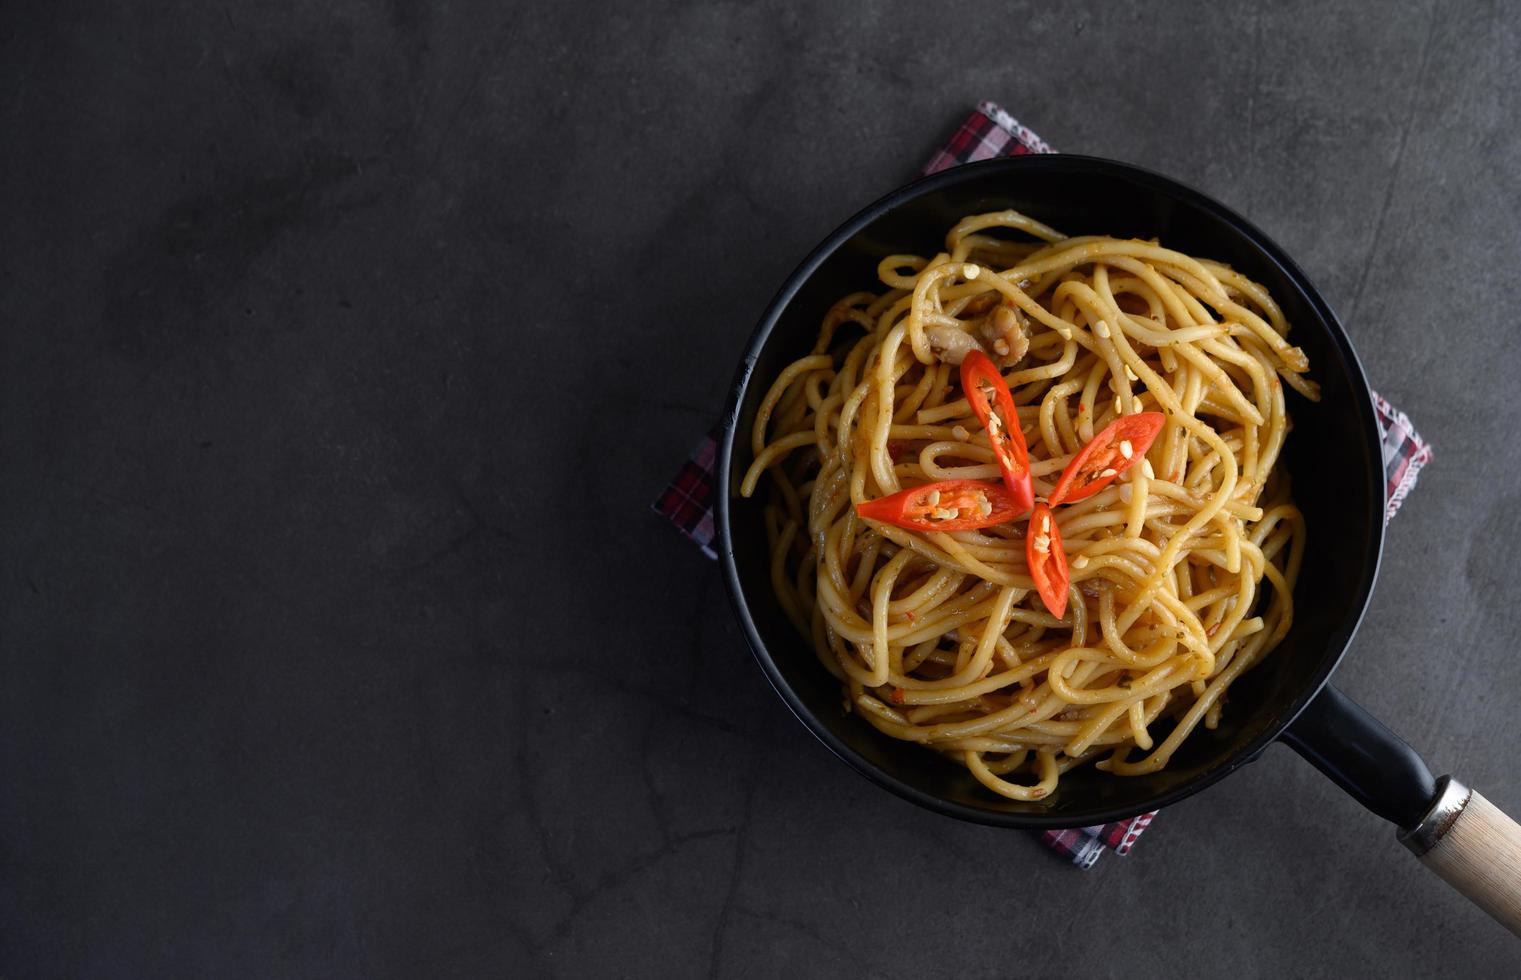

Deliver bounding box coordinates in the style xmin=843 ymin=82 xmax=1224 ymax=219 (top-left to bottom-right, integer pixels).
xmin=739 ymin=209 xmax=1313 ymax=802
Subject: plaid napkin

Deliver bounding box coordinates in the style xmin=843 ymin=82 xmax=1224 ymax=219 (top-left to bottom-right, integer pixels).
xmin=655 ymin=102 xmax=1434 ymax=868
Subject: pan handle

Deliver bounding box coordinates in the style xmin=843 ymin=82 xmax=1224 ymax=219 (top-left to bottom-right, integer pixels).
xmin=1280 ymin=683 xmax=1435 ymax=826
xmin=1284 ymin=684 xmax=1521 ymax=937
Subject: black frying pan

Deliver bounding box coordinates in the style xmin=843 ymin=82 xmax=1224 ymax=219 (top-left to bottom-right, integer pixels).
xmin=715 ymin=156 xmax=1521 ymax=934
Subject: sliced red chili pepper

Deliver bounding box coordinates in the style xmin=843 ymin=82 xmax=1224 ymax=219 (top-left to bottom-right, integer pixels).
xmin=959 ymin=350 xmax=1035 ymax=513
xmin=1025 ymin=503 xmax=1069 ymax=619
xmin=1048 ymin=412 xmax=1166 ymax=506
xmin=855 ymin=479 xmax=1022 ymax=532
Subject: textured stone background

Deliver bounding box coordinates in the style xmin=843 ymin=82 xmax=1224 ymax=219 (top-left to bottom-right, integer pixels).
xmin=3 ymin=0 xmax=1519 ymax=975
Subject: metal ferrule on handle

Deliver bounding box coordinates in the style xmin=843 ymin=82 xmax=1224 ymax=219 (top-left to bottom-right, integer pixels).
xmin=1399 ymin=776 xmax=1471 ymax=856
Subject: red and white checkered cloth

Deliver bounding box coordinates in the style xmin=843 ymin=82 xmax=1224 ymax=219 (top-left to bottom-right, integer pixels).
xmin=654 ymin=102 xmax=1433 ymax=868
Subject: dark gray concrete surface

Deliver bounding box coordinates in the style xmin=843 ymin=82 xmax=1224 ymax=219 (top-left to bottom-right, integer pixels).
xmin=3 ymin=0 xmax=1519 ymax=975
